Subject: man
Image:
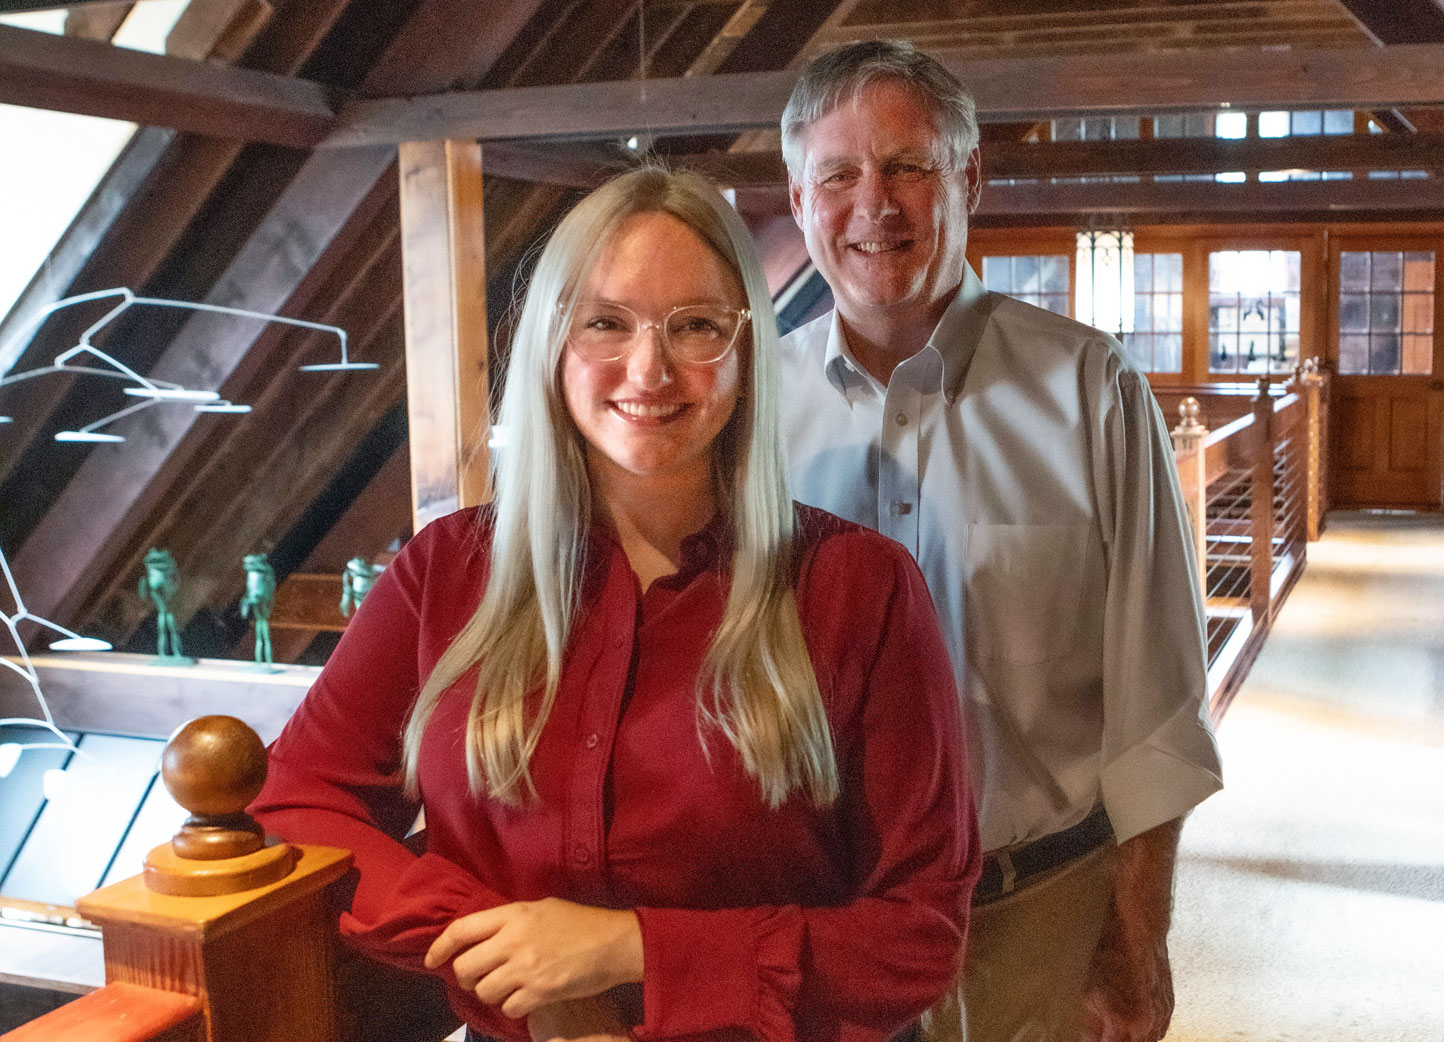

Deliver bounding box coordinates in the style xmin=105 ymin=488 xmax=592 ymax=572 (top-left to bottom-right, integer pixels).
xmin=778 ymin=41 xmax=1223 ymax=1042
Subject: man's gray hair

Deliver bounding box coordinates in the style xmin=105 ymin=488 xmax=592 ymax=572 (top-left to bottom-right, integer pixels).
xmin=781 ymin=39 xmax=979 ymax=177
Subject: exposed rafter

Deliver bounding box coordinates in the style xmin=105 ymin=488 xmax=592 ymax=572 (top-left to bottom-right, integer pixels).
xmin=469 ymin=132 xmax=1444 ymax=191
xmin=975 ymin=175 xmax=1444 ymax=218
xmin=0 ymin=23 xmax=335 ymax=148
xmin=7 ymin=31 xmax=1444 ymax=151
xmin=323 ymin=43 xmax=1444 ymax=146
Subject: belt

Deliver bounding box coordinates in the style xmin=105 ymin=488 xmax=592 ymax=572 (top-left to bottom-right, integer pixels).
xmin=973 ymin=806 xmax=1114 ymax=905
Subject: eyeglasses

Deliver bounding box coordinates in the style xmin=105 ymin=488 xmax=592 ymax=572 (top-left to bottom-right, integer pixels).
xmin=566 ymin=302 xmax=751 ymax=365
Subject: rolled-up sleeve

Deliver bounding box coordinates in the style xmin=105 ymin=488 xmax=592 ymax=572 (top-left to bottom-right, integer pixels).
xmin=1095 ymin=362 xmax=1224 ymax=844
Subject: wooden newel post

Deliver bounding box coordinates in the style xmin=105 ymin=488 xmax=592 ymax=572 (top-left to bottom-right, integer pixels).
xmin=1170 ymin=396 xmax=1209 ymax=594
xmin=1250 ymin=376 xmax=1275 ymax=625
xmin=1297 ymin=357 xmax=1326 ymax=541
xmin=6 ymin=717 xmax=354 ymax=1042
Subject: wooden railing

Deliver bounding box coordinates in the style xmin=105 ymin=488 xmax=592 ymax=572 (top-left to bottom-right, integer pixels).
xmin=1169 ymin=361 xmax=1331 ymax=719
xmin=1 ymin=717 xmax=454 ymax=1042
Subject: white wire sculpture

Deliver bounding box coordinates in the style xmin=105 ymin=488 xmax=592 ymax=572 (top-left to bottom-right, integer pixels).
xmin=0 ymin=287 xmax=371 ymax=777
xmin=0 ymin=287 xmax=375 ymax=437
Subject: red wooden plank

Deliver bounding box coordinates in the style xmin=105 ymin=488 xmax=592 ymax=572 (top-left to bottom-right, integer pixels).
xmin=1 ymin=983 xmax=202 ymax=1042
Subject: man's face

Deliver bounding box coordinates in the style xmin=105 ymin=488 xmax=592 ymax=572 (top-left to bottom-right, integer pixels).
xmin=789 ymin=80 xmax=981 ymax=333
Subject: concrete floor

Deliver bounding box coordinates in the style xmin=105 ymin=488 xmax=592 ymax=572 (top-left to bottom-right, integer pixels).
xmin=1169 ymin=512 xmax=1444 ymax=1042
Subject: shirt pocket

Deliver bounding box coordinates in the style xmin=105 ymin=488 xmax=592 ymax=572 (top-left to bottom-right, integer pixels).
xmin=964 ymin=523 xmax=1090 ymax=666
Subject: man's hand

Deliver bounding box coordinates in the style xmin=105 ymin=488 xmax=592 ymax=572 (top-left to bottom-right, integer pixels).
xmin=527 ymin=996 xmax=630 ymax=1042
xmin=1079 ymin=818 xmax=1183 ymax=1042
xmin=425 ymin=898 xmax=643 ymax=1019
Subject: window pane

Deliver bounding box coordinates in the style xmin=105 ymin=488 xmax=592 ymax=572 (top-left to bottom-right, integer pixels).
xmin=1112 ymin=117 xmax=1140 ymax=140
xmin=1370 ymin=294 xmax=1401 ymax=331
xmin=1015 ymin=254 xmax=1041 ymax=293
xmin=1403 ymin=335 xmax=1433 ymax=375
xmin=1340 ymin=251 xmax=1370 ymax=290
xmin=981 ymin=256 xmax=1010 ymax=290
xmin=1216 ymin=111 xmax=1247 ymax=139
xmin=1037 ymin=255 xmax=1068 ymax=294
xmin=1292 ymin=110 xmax=1323 ymax=136
xmin=1259 ymin=111 xmax=1290 ymax=137
xmin=1337 ymin=251 xmax=1435 ymax=375
xmin=1153 ymin=115 xmax=1184 ymax=138
xmin=1210 ymin=250 xmax=1301 ymax=374
xmin=1159 ymin=252 xmax=1183 ymax=292
xmin=1052 ymin=118 xmax=1083 ymax=141
xmin=1339 ymin=334 xmax=1369 ymax=373
xmin=1370 ymin=335 xmax=1401 ymax=374
xmin=1403 ymin=253 xmax=1434 ymax=292
xmin=1371 ymin=251 xmax=1403 ymax=291
xmin=1323 ymin=109 xmax=1353 ymax=134
xmin=1340 ymin=294 xmax=1368 ymax=332
xmin=1157 ymin=333 xmax=1183 ymax=372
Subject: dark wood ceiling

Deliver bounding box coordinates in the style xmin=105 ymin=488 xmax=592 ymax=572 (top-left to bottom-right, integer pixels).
xmin=1 ymin=0 xmax=1441 ymax=662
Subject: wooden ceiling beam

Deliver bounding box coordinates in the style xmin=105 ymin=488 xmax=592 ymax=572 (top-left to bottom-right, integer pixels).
xmin=452 ymin=131 xmax=1444 ymax=191
xmin=322 ymin=43 xmax=1444 ymax=147
xmin=0 ymin=23 xmax=335 ymax=148
xmin=974 ymin=175 xmax=1444 ymax=218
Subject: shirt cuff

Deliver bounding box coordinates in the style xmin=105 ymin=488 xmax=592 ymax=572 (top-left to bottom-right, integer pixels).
xmin=632 ymin=905 xmax=803 ymax=1042
xmin=1101 ymin=711 xmax=1223 ymax=843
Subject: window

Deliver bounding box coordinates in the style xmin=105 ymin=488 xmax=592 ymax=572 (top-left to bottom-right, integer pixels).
xmin=1208 ymin=250 xmax=1302 ymax=375
xmin=981 ymin=255 xmax=1070 ymax=316
xmin=0 ymin=2 xmax=190 ymax=352
xmin=1338 ymin=252 xmax=1435 ymax=375
xmin=1123 ymin=254 xmax=1184 ymax=373
xmin=1051 ymin=117 xmax=1140 ymax=141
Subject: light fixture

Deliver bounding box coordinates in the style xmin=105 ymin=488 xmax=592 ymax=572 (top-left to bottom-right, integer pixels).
xmin=1075 ymin=228 xmax=1135 ymax=336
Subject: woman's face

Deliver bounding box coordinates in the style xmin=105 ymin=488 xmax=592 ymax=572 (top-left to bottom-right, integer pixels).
xmin=562 ymin=211 xmax=745 ymax=500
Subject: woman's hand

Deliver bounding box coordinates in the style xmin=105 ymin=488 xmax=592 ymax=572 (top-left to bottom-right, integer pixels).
xmin=527 ymin=996 xmax=630 ymax=1042
xmin=425 ymin=898 xmax=644 ymax=1019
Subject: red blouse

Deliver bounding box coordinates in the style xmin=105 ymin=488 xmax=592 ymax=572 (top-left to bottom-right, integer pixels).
xmin=251 ymin=505 xmax=978 ymax=1042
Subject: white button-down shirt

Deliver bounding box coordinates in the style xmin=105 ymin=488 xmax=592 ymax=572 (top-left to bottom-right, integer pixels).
xmin=780 ymin=265 xmax=1223 ymax=852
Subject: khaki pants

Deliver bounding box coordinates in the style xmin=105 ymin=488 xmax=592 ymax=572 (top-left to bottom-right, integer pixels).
xmin=924 ymin=844 xmax=1118 ymax=1042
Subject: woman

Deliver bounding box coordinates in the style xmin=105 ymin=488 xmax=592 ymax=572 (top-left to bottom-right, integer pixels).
xmin=250 ymin=166 xmax=978 ymax=1042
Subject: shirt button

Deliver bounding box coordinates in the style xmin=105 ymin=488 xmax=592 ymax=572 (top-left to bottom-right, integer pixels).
xmin=895 ymin=413 xmax=909 ymax=427
xmin=573 ymin=844 xmax=591 ymax=865
xmin=613 ymin=635 xmax=625 ymax=649
xmin=584 ymin=733 xmax=599 ymax=749
xmin=891 ymin=501 xmax=913 ymax=516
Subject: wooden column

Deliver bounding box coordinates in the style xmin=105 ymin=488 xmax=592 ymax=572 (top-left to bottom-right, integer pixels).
xmin=398 ymin=139 xmax=493 ymax=531
xmin=1250 ymin=377 xmax=1276 ymax=625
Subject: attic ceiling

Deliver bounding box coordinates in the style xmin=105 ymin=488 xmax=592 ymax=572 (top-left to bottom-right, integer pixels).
xmin=1 ymin=0 xmax=1441 ymax=664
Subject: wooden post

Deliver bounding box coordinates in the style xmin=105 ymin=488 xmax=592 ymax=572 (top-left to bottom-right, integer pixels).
xmin=1170 ymin=396 xmax=1209 ymax=592
xmin=398 ymin=139 xmax=493 ymax=532
xmin=1297 ymin=358 xmax=1325 ymax=541
xmin=1250 ymin=376 xmax=1275 ymax=624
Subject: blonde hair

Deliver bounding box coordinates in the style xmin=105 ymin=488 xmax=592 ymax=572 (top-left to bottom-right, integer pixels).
xmin=402 ymin=166 xmax=837 ymax=809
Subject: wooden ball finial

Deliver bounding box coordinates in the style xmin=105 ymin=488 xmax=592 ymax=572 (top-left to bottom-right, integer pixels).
xmin=162 ymin=715 xmax=268 ymax=818
xmin=144 ymin=716 xmax=295 ymax=895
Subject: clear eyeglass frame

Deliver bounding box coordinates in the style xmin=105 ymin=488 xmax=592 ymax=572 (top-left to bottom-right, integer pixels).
xmin=563 ymin=302 xmax=752 ymax=365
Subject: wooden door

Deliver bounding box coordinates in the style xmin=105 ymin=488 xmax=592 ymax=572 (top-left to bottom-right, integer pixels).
xmin=1328 ymin=238 xmax=1444 ymax=509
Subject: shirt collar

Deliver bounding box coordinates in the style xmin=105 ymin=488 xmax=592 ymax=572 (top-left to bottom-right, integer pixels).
xmin=587 ymin=509 xmax=732 ymax=585
xmin=820 ymin=262 xmax=993 ymax=403
xmin=930 ymin=262 xmax=993 ymax=403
